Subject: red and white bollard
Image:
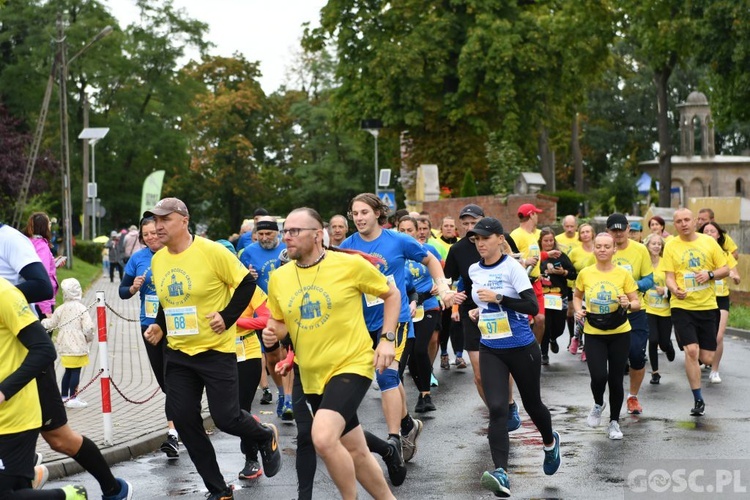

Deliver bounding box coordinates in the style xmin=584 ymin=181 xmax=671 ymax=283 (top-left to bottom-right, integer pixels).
xmin=95 ymin=290 xmax=114 ymax=445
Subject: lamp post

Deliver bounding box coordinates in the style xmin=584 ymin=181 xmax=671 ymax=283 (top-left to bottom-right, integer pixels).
xmin=361 ymin=119 xmax=383 ymax=194
xmin=78 ymin=128 xmax=109 ymax=238
xmin=57 ymin=16 xmax=113 ymax=267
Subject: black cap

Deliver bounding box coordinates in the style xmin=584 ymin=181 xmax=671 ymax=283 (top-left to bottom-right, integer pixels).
xmin=253 ymin=208 xmax=269 ymax=217
xmin=467 ymin=217 xmax=504 ymax=238
xmin=606 ymin=213 xmax=629 ymax=231
xmin=459 ymin=204 xmax=484 ymax=219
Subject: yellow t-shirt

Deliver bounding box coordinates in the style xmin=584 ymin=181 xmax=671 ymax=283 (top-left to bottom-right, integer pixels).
xmin=723 ymin=234 xmax=738 ymax=255
xmin=151 ymin=236 xmax=250 ymax=355
xmin=575 ymin=265 xmax=637 ymax=335
xmin=569 ymin=246 xmax=595 ymax=272
xmin=510 ymin=227 xmax=541 ymax=278
xmin=612 ymin=241 xmax=653 ymax=299
xmin=0 ymin=278 xmax=41 ymax=434
xmin=644 ymin=259 xmax=670 ymax=317
xmin=236 ymin=288 xmax=268 ymax=361
xmin=714 ymin=252 xmax=737 ymax=298
xmin=662 ymin=233 xmax=728 ymax=311
xmin=267 ymin=251 xmax=389 ymax=395
xmin=555 ymin=233 xmax=580 ymax=255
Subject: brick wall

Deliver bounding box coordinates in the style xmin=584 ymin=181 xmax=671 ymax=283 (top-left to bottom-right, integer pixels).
xmin=422 ymin=194 xmax=558 ymax=236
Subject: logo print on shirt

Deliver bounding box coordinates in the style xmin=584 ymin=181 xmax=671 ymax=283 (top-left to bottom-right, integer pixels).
xmin=300 ymin=292 xmax=322 ymax=319
xmin=688 ymin=251 xmax=701 ymax=268
xmin=161 ymin=268 xmax=192 ymax=306
xmin=168 ymin=274 xmax=184 ymax=297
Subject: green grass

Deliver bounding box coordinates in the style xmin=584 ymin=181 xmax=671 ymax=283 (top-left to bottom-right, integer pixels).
xmin=728 ymin=304 xmax=750 ymax=331
xmin=55 ymin=259 xmax=102 ymax=307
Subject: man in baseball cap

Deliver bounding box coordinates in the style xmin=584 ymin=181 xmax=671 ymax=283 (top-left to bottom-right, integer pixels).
xmin=143 ymin=197 xmax=189 ymax=218
xmin=606 ymin=213 xmax=628 ymax=231
xmin=517 ymin=203 xmax=543 ymax=218
xmin=459 ymin=204 xmax=485 ymax=219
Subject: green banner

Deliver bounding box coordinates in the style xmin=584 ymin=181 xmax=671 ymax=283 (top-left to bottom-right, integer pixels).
xmin=140 ymin=170 xmax=165 ymax=218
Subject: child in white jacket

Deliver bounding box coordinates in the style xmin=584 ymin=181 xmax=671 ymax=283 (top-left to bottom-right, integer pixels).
xmin=42 ymin=278 xmax=94 ymax=408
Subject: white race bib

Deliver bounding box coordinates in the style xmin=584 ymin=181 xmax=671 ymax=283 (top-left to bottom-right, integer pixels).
xmin=164 ymin=306 xmax=199 ymax=336
xmin=478 ymin=311 xmax=512 ymax=340
xmin=365 ymin=275 xmax=395 ymax=307
xmin=683 ymin=272 xmax=709 ymax=293
xmin=413 ymin=305 xmax=425 ymax=322
xmin=144 ymin=294 xmax=159 ymax=319
xmin=646 ymin=290 xmax=669 ymax=309
xmin=544 ymin=294 xmax=563 ymax=311
xmin=236 ymin=337 xmax=246 ymax=362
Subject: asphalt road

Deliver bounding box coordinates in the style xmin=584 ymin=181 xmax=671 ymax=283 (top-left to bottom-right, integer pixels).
xmin=48 ymin=333 xmax=750 ymax=499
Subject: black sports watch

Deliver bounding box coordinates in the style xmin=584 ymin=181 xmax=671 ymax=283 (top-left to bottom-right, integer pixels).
xmin=381 ymin=331 xmax=396 ymax=342
xmin=708 ymin=271 xmax=715 ymax=280
xmin=495 ymin=293 xmax=503 ymax=304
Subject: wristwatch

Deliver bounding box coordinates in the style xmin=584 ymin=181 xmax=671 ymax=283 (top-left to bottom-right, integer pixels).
xmin=495 ymin=293 xmax=503 ymax=304
xmin=708 ymin=271 xmax=715 ymax=280
xmin=381 ymin=331 xmax=396 ymax=342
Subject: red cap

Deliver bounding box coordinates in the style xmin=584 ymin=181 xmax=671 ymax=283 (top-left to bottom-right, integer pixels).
xmin=518 ymin=203 xmax=543 ymax=217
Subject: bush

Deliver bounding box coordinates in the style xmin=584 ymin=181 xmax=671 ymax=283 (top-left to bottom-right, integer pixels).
xmin=547 ymin=190 xmax=587 ymax=218
xmin=74 ymin=240 xmax=105 ymax=265
xmin=460 ymin=170 xmax=478 ymax=197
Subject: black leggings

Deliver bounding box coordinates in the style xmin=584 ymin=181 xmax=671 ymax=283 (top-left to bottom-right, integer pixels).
xmin=584 ymin=332 xmax=630 ymax=422
xmin=479 ymin=342 xmax=554 ymax=470
xmin=60 ymin=367 xmax=81 ymax=399
xmin=408 ymin=309 xmax=440 ymax=392
xmin=292 ymin=364 xmax=315 ymax=500
xmin=541 ymin=307 xmax=567 ymax=355
xmin=140 ymin=325 xmax=173 ymax=421
xmin=237 ymin=357 xmax=262 ymax=459
xmin=647 ymin=314 xmax=673 ymax=372
xmin=439 ymin=307 xmax=463 ymax=354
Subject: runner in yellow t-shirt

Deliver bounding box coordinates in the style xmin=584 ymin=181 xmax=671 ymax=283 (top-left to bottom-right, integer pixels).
xmin=642 ymin=233 xmax=675 ymax=386
xmin=567 ymin=223 xmax=595 ymax=356
xmin=573 ymin=233 xmax=640 ymax=440
xmin=263 ymin=207 xmax=399 ymax=500
xmin=142 ymin=197 xmax=281 ymax=498
xmin=663 ymin=208 xmax=729 ymax=417
xmin=510 ymin=203 xmax=545 ymax=343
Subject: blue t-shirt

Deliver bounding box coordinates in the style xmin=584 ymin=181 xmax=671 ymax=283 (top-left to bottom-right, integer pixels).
xmin=468 ymin=254 xmax=535 ymax=349
xmin=340 ymin=229 xmax=428 ymax=331
xmin=124 ymin=247 xmax=158 ymax=327
xmin=405 ymin=259 xmax=439 ymax=311
xmin=239 ymin=242 xmax=286 ymax=293
xmin=236 ymin=231 xmax=253 ymax=251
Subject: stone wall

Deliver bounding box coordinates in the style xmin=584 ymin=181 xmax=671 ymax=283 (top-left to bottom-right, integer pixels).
xmin=422 ymin=194 xmax=558 ymax=236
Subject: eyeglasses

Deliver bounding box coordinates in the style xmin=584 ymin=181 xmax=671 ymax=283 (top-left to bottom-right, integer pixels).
xmin=280 ymin=227 xmax=319 ymax=237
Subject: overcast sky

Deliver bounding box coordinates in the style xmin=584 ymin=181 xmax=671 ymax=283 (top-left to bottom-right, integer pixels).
xmin=105 ymin=0 xmax=327 ymax=93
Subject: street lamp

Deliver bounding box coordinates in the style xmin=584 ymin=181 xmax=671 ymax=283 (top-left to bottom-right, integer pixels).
xmin=78 ymin=128 xmax=109 ymax=238
xmin=361 ymin=119 xmax=383 ymax=194
xmin=57 ymin=17 xmax=113 ymax=267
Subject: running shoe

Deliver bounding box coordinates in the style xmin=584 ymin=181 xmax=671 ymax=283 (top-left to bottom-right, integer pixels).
xmin=259 ymin=388 xmax=272 ymax=405
xmin=415 ymin=395 xmax=426 ymax=414
xmin=666 ymin=343 xmax=676 ymax=362
xmin=691 ymin=400 xmax=705 ymax=416
xmin=276 ymin=396 xmax=284 ymax=417
xmin=626 ymin=396 xmax=643 ymax=415
xmin=402 ymin=417 xmax=422 ymax=462
xmin=384 ymin=436 xmax=407 ymax=486
xmin=65 ymin=398 xmax=88 ymax=408
xmin=455 ymin=357 xmax=468 ymax=369
xmin=586 ymin=402 xmax=605 ymax=427
xmin=440 ymin=354 xmax=450 ymax=370
xmin=281 ymin=400 xmax=294 ymax=421
xmin=569 ymin=336 xmax=579 ymax=355
xmin=542 ymin=430 xmax=561 ymax=475
xmin=650 ymin=372 xmax=661 ymax=385
xmin=480 ymin=467 xmax=511 ymax=498
xmin=102 ymin=478 xmax=133 ymax=500
xmin=550 ymin=338 xmax=559 ymax=354
xmin=160 ymin=434 xmax=180 ymax=459
xmin=32 ymin=464 xmax=49 ymax=489
xmin=238 ymin=458 xmax=262 ymax=480
xmin=422 ymin=394 xmax=436 ymax=412
xmin=258 ymin=422 xmax=282 ymax=477
xmin=507 ymin=402 xmax=522 ymax=432
xmin=541 ymin=355 xmax=549 ymax=365
xmin=62 ymin=485 xmax=88 ymax=499
xmin=204 ymin=486 xmax=233 ymax=500
xmin=709 ymin=371 xmax=722 ymax=384
xmin=607 ymin=420 xmax=623 ymax=440
xmin=430 ymin=373 xmax=439 ymax=387
xmin=35 ymin=452 xmax=43 ymax=466
xmin=580 ymin=351 xmax=587 ymax=362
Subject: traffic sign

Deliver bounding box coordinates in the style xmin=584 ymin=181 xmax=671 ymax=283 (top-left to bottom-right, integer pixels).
xmin=377 ymin=189 xmax=396 ymax=212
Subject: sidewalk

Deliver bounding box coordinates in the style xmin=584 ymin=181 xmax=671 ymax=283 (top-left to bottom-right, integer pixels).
xmin=37 ymin=274 xmax=211 ymax=480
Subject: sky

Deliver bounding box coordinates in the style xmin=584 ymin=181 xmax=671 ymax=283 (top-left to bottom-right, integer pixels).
xmin=104 ymin=0 xmax=328 ymax=93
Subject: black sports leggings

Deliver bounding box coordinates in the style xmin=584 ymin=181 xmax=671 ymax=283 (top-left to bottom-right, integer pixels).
xmin=439 ymin=307 xmax=463 ymax=354
xmin=292 ymin=364 xmax=315 ymax=500
xmin=647 ymin=314 xmax=673 ymax=372
xmin=407 ymin=309 xmax=440 ymax=392
xmin=541 ymin=307 xmax=567 ymax=355
xmin=479 ymin=341 xmax=554 ymax=470
xmin=237 ymin=357 xmax=262 ymax=459
xmin=584 ymin=332 xmax=630 ymax=422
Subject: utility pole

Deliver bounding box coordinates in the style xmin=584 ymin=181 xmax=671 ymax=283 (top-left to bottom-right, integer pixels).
xmin=81 ymin=96 xmax=89 ymax=240
xmin=57 ymin=14 xmax=74 ymax=269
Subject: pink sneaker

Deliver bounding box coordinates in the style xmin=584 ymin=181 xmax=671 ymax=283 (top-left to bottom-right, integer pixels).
xmin=581 ymin=351 xmax=587 ymax=362
xmin=569 ymin=337 xmax=579 ymax=355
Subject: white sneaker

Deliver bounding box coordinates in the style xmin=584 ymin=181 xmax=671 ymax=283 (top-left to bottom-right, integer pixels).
xmin=65 ymin=398 xmax=88 ymax=408
xmin=32 ymin=464 xmax=49 ymax=489
xmin=709 ymin=372 xmax=722 ymax=384
xmin=586 ymin=403 xmax=606 ymax=428
xmin=607 ymin=420 xmax=623 ymax=440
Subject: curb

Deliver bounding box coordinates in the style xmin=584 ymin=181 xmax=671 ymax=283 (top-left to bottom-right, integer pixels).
xmin=45 ymin=416 xmax=215 ymax=481
xmin=726 ymin=327 xmax=750 ymax=341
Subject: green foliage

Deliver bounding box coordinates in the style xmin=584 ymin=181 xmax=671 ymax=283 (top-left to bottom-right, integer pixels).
xmin=486 ymin=133 xmax=527 ymax=196
xmin=590 ymin=163 xmax=639 ymax=216
xmin=73 ymin=240 xmax=104 ymax=266
xmin=549 ymin=190 xmax=587 ymax=218
xmin=728 ymin=304 xmax=750 ymax=330
xmin=460 ymin=170 xmax=478 ymax=198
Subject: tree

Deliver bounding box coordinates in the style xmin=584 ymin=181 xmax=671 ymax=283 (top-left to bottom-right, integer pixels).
xmin=460 ymin=169 xmax=477 ymax=197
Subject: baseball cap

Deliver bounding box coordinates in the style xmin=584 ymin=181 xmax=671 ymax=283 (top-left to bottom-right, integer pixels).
xmin=518 ymin=203 xmax=543 ymax=217
xmin=630 ymin=221 xmax=643 ymax=231
xmin=459 ymin=204 xmax=484 ymax=219
xmin=143 ymin=197 xmax=189 ymax=218
xmin=606 ymin=213 xmax=629 ymax=231
xmin=253 ymin=208 xmax=269 ymax=217
xmin=466 ymin=217 xmax=504 ymax=238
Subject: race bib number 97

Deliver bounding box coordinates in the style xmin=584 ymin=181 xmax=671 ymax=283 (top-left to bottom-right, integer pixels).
xmin=478 ymin=311 xmax=512 ymax=340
